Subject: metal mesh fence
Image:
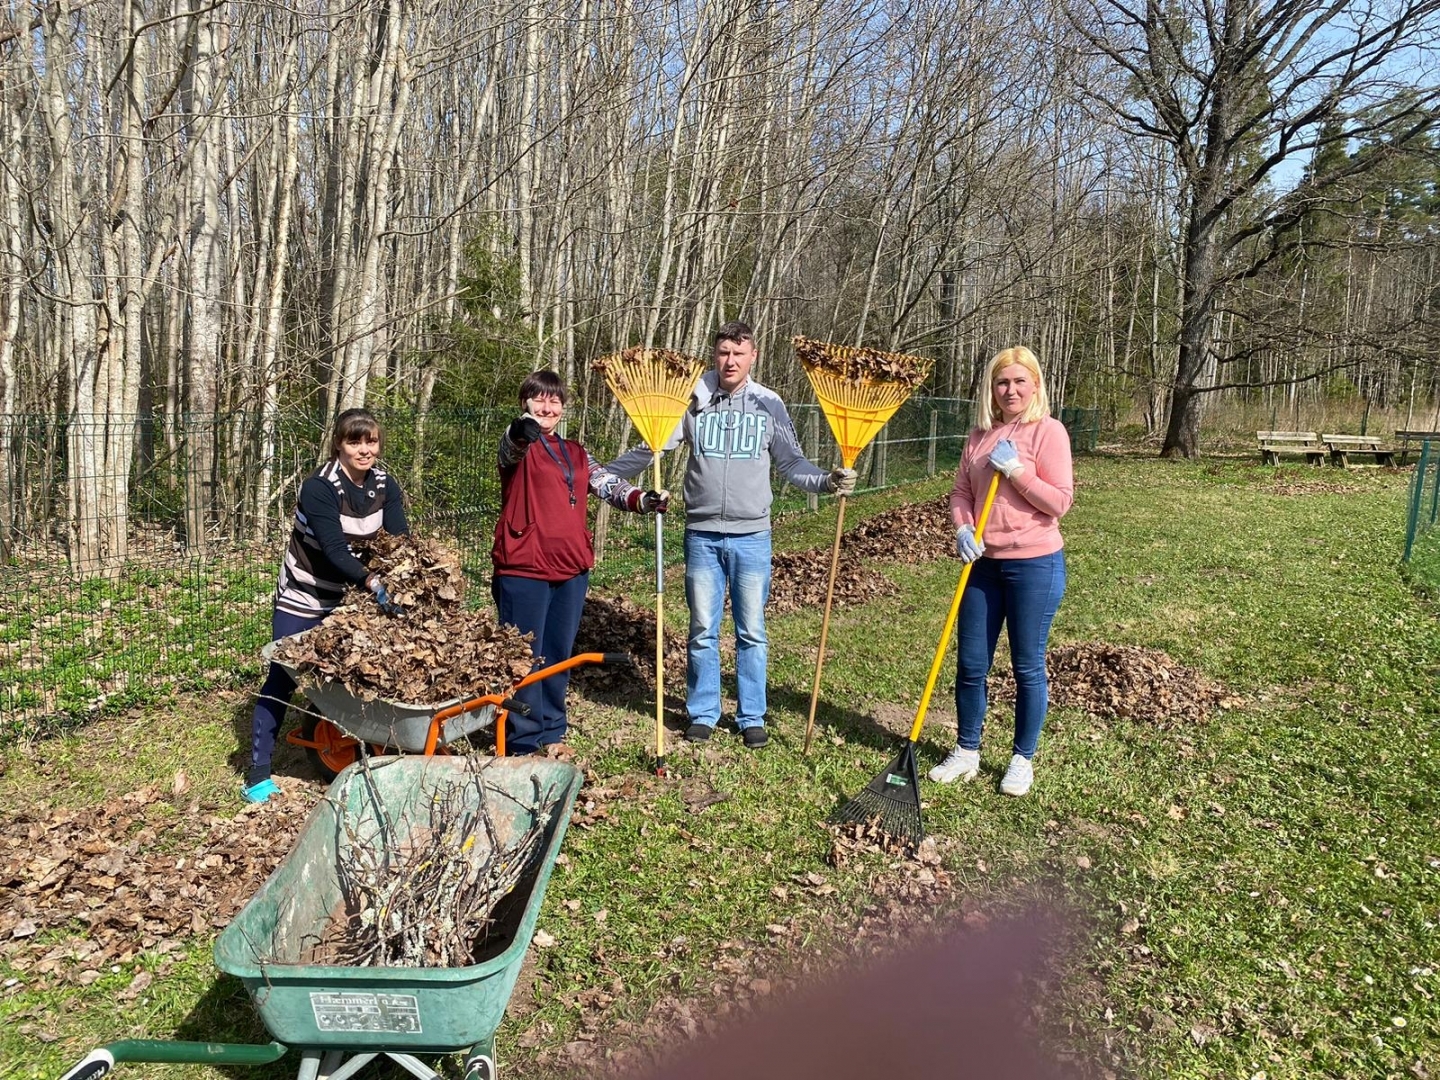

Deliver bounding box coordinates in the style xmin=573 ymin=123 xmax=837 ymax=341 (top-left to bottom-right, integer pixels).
xmin=1402 ymin=440 xmax=1440 ymax=591
xmin=1 ymin=398 xmax=973 ymax=738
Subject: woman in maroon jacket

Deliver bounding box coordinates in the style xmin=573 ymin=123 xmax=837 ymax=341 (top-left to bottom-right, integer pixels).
xmin=493 ymin=370 xmax=668 ymax=754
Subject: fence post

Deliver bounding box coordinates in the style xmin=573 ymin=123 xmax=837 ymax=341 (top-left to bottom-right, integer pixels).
xmin=927 ymin=409 xmax=938 ymax=476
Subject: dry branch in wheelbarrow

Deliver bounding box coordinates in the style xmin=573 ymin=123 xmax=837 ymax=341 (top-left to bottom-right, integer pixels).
xmin=270 ymin=531 xmax=536 ymax=703
xmin=301 ymin=757 xmax=561 ymax=968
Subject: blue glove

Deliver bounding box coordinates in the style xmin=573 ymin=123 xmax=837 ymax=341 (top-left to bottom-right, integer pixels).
xmin=368 ymin=575 xmax=401 ymax=614
xmin=955 ymin=525 xmax=985 ymax=563
xmin=989 ymin=439 xmax=1024 ymax=478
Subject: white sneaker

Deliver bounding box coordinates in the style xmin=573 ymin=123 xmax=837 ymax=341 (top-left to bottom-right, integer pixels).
xmin=1001 ymin=754 xmax=1034 ymax=796
xmin=929 ymin=746 xmax=980 ymax=784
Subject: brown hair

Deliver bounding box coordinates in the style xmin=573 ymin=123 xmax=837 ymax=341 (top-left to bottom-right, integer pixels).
xmin=714 ymin=320 xmax=755 ymax=347
xmin=518 ymin=369 xmax=568 ymax=407
xmin=330 ymin=408 xmax=383 ymax=458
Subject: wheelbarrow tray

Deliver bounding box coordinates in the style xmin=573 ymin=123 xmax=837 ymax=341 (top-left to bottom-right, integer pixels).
xmin=213 ymin=755 xmax=581 ymax=1054
xmin=262 ymin=641 xmax=496 ymax=751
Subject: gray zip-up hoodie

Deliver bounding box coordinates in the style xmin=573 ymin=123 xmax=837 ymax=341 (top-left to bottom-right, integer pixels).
xmin=607 ymin=371 xmax=832 ymax=535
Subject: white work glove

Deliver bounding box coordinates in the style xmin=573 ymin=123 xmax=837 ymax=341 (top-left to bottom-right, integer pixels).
xmin=989 ymin=439 xmax=1024 ymax=479
xmin=955 ymin=525 xmax=985 ymax=564
xmin=828 ymin=467 xmax=858 ymax=496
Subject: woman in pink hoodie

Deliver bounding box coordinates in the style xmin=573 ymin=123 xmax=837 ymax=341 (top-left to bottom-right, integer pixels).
xmin=930 ymin=347 xmax=1074 ymax=796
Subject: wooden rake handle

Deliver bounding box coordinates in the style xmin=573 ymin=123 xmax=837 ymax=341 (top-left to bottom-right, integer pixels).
xmin=802 ymin=493 xmax=849 ymax=755
xmin=906 ymin=471 xmax=1002 ymax=745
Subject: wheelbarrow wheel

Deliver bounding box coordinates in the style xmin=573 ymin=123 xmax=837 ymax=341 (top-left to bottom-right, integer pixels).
xmin=299 ymin=715 xmax=361 ymax=782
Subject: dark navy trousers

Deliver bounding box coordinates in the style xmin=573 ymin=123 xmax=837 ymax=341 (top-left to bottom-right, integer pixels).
xmin=491 ymin=572 xmax=588 ymax=755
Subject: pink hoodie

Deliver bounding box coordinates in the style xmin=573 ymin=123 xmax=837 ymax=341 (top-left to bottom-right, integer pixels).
xmin=950 ymin=416 xmax=1073 ymax=559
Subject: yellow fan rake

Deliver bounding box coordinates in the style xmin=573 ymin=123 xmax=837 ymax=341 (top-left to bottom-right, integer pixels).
xmin=594 ymin=347 xmax=707 ymax=775
xmin=793 ymin=336 xmax=934 ymax=754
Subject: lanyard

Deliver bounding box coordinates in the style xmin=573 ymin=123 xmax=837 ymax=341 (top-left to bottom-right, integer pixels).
xmin=537 ymin=432 xmax=577 ymax=506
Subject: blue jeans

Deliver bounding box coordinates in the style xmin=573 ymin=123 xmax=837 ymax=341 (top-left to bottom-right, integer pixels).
xmin=684 ymin=529 xmax=771 ymax=730
xmin=954 ymin=551 xmax=1066 ymax=759
xmin=249 ymin=607 xmax=326 ymax=785
xmin=492 ymin=572 xmax=589 ymax=754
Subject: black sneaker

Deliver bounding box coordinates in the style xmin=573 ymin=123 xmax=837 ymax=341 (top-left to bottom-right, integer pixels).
xmin=741 ymin=726 xmax=769 ymax=749
xmin=684 ymin=723 xmax=713 ymax=742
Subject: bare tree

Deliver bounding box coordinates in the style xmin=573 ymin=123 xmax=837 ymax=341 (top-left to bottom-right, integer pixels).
xmin=1071 ymin=0 xmax=1440 ymax=456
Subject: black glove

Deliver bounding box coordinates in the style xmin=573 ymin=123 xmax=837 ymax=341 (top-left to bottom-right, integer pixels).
xmin=641 ymin=489 xmax=671 ymax=513
xmin=508 ymin=415 xmax=542 ymax=446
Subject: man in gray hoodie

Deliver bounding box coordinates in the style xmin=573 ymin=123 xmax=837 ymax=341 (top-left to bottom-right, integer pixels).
xmin=607 ymin=321 xmax=856 ymax=748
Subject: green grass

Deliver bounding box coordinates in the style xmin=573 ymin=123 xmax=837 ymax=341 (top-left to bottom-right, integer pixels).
xmin=2 ymin=453 xmax=1437 ymax=1079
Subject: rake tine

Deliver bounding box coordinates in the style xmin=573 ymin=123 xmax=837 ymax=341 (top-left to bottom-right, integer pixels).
xmin=830 ymin=741 xmax=924 ymax=849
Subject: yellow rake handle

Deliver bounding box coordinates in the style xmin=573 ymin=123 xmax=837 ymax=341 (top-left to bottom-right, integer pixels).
xmin=907 ymin=471 xmax=1002 ymax=744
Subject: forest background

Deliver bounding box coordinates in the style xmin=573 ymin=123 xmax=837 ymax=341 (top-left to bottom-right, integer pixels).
xmin=1 ymin=0 xmax=1439 ymax=579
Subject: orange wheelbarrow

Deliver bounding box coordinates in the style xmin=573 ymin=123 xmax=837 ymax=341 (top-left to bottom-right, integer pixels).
xmin=264 ymin=643 xmax=631 ymax=779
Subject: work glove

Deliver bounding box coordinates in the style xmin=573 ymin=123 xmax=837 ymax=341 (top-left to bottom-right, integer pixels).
xmin=955 ymin=524 xmax=985 ymax=564
xmin=827 ymin=467 xmax=858 ymax=496
xmin=507 ymin=415 xmax=542 ymax=447
xmin=627 ymin=488 xmax=671 ymax=513
xmin=989 ymin=439 xmax=1024 ymax=479
xmin=367 ymin=574 xmax=401 ymax=615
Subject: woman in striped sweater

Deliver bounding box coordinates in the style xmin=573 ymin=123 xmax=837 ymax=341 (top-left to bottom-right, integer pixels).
xmin=242 ymin=409 xmax=409 ymax=803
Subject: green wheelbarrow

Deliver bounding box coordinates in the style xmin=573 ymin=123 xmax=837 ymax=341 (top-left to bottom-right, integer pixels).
xmin=59 ymin=754 xmax=583 ymax=1080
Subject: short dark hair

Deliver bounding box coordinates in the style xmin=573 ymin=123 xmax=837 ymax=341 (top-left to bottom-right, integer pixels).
xmin=714 ymin=321 xmax=754 ymax=347
xmin=518 ymin=369 xmax=568 ymax=407
xmin=330 ymin=408 xmax=382 ymax=458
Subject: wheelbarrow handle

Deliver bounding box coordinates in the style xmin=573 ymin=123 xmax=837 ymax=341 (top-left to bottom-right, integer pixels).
xmin=60 ymin=1040 xmax=289 ymax=1078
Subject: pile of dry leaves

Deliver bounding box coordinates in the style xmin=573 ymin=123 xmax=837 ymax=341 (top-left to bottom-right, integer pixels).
xmin=768 ymin=550 xmax=897 ymax=614
xmin=0 ymin=781 xmax=315 ymax=988
xmin=991 ymin=641 xmax=1240 ymax=726
xmin=271 ymin=532 xmax=535 ymax=703
xmin=571 ymin=593 xmax=687 ymax=693
xmin=842 ymin=496 xmax=956 ymax=563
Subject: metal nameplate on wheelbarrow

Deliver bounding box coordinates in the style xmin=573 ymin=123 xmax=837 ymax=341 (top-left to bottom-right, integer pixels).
xmin=309 ymin=991 xmax=422 ymax=1035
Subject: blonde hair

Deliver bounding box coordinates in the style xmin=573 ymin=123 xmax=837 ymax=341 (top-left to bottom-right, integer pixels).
xmin=976 ymin=346 xmax=1050 ymax=429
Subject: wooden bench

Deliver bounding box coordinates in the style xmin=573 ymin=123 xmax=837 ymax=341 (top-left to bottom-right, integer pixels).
xmin=1257 ymin=431 xmax=1324 ymax=466
xmin=1393 ymin=429 xmax=1440 ymax=464
xmin=1322 ymin=434 xmax=1396 ymax=468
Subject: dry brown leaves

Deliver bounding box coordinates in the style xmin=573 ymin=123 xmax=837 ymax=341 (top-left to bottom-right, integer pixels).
xmin=991 ymin=641 xmax=1241 ymax=726
xmin=0 ymin=783 xmax=315 ymax=987
xmin=792 ymin=336 xmax=933 ymax=389
xmin=571 ymin=593 xmax=686 ymax=694
xmin=362 ymin=530 xmax=467 ymax=609
xmin=767 ymin=550 xmax=897 ymax=614
xmin=271 ymin=532 xmax=535 ymax=703
xmin=841 ymin=495 xmax=956 ymax=563
xmin=591 ymin=347 xmax=707 ymax=389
